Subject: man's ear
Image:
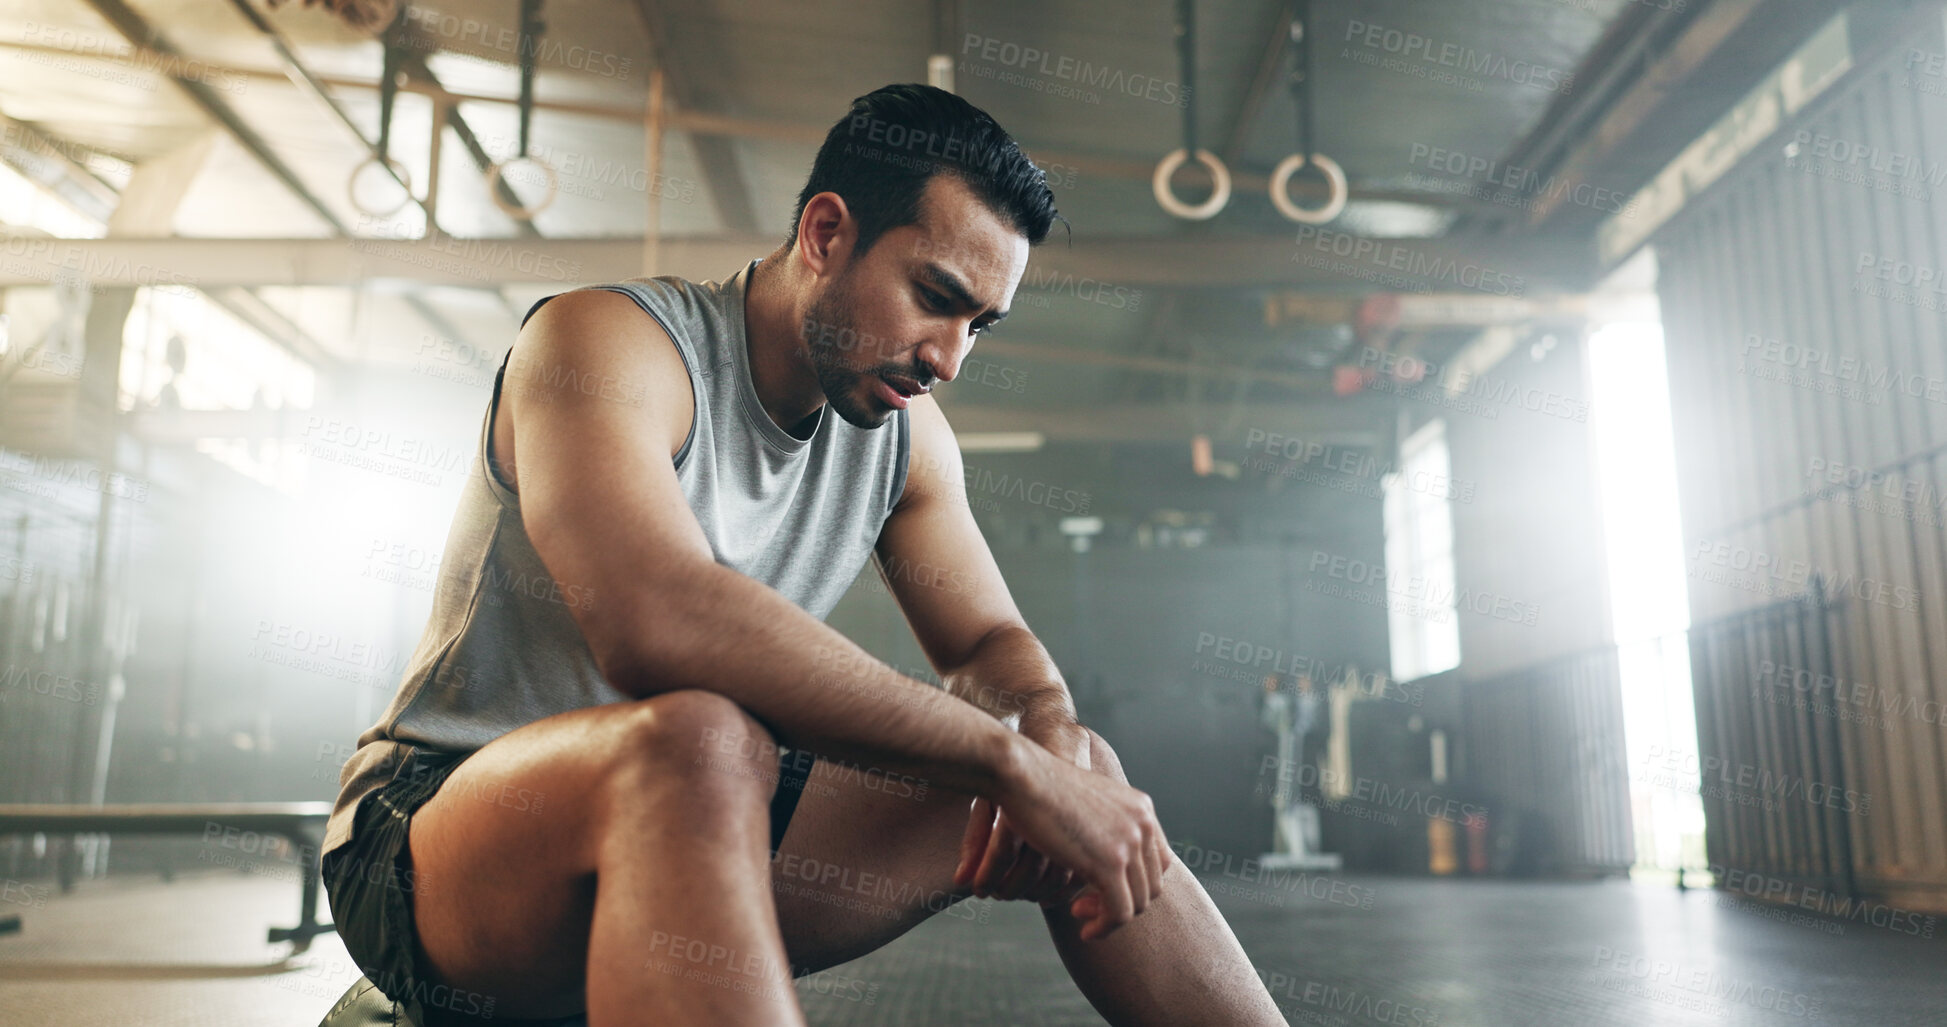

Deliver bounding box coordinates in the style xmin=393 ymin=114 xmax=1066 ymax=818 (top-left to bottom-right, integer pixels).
xmin=796 ymin=191 xmax=855 ymax=279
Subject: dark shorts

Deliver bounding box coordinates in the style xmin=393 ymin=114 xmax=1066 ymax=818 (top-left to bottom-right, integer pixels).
xmin=322 ymin=742 xmax=816 ymax=1024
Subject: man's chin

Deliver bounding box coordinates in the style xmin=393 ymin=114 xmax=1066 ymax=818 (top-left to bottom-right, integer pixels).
xmin=827 ymin=389 xmax=895 ymax=430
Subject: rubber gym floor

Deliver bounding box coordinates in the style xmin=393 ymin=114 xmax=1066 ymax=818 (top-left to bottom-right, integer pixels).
xmin=1 ymin=865 xmax=1941 ymax=1025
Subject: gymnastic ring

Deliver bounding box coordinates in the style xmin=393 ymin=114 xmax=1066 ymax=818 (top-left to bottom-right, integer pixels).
xmin=346 ymin=155 xmax=414 ymax=218
xmin=485 ymin=155 xmax=559 ymax=221
xmin=1152 ymin=148 xmax=1232 ymax=221
xmin=1269 ymin=152 xmax=1347 ymax=224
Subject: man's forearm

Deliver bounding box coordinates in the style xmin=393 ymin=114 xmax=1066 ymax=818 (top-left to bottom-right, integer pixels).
xmin=610 ymin=560 xmax=1028 ymax=798
xmin=942 ymin=624 xmax=1077 ymax=729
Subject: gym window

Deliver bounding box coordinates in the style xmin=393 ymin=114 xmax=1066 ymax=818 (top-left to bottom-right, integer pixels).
xmin=1383 ymin=418 xmax=1461 ymax=681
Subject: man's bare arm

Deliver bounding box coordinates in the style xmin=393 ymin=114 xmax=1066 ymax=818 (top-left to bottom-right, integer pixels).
xmin=872 ymin=392 xmax=1078 ymax=732
xmin=943 ymin=625 xmax=1075 ymax=727
xmin=507 ymin=290 xmax=1026 ymax=794
xmin=507 ymin=290 xmax=1168 ymax=935
xmin=871 ymin=393 xmax=1104 ymax=900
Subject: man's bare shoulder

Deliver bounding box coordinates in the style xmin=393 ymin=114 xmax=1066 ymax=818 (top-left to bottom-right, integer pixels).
xmin=494 ymin=289 xmax=699 ymax=494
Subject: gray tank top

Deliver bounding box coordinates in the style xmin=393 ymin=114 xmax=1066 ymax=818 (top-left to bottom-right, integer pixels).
xmin=323 ymin=259 xmax=910 ymax=856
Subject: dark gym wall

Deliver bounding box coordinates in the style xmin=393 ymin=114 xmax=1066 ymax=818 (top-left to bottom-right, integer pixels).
xmin=1445 ymin=338 xmax=1611 ymax=681
xmin=826 ymin=441 xmax=1394 ymax=860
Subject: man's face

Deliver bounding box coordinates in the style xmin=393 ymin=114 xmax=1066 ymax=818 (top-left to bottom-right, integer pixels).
xmin=800 ymin=174 xmax=1030 ymax=429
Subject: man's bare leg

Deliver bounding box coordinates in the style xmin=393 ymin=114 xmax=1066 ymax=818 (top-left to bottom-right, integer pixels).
xmin=768 ymin=728 xmax=1283 ymax=1026
xmin=1038 ymin=730 xmax=1285 ymax=1026
xmin=404 ymin=691 xmax=1272 ymax=1025
xmin=586 ymin=696 xmax=803 ymax=1025
xmin=406 ymin=690 xmax=803 ymax=1025
xmin=767 ymin=749 xmax=985 ymax=974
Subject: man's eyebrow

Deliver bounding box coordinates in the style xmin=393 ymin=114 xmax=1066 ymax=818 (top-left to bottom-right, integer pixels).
xmin=919 ymin=262 xmax=1009 ymax=325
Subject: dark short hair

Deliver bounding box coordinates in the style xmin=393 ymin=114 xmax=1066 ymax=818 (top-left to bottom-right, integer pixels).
xmin=787 ymin=83 xmax=1061 ymax=256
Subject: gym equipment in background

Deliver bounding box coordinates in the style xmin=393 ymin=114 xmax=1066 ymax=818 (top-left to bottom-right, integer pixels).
xmin=1152 ymin=0 xmax=1231 ymax=220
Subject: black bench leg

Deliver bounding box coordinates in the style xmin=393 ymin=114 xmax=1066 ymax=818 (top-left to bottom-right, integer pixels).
xmin=265 ymin=827 xmax=334 ymax=953
xmin=0 ymin=914 xmax=20 ymax=936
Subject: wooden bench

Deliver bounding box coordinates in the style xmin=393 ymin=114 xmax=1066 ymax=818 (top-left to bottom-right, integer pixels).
xmin=0 ymin=802 xmax=335 ymax=951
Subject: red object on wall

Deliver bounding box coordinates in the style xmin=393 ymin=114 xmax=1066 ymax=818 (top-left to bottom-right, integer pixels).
xmin=1332 ymin=365 xmax=1371 ymax=396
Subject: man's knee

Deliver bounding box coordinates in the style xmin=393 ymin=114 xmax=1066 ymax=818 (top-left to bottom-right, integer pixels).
xmin=608 ymin=689 xmax=780 ymax=793
xmin=1080 ymin=728 xmax=1184 ymax=875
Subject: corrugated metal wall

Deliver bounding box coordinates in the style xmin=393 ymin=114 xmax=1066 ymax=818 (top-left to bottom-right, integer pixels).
xmin=0 ymin=454 xmax=130 ymax=884
xmin=1687 ymin=589 xmax=1856 ymax=895
xmin=0 ymin=483 xmax=106 ymax=806
xmin=1655 ymin=4 xmax=1947 ymax=912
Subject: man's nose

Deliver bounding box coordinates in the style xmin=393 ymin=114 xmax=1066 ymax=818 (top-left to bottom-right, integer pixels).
xmin=918 ymin=334 xmax=968 ymax=385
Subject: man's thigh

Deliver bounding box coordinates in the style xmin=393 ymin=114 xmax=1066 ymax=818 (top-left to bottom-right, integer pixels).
xmin=769 ymin=753 xmax=985 ymax=975
xmin=402 ymin=704 xmax=625 ymax=1018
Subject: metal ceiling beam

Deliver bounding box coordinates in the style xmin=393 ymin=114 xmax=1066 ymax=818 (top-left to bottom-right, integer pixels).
xmin=0 ymin=115 xmax=120 ymax=221
xmin=121 ymin=397 xmax=1382 ymax=448
xmin=0 ymin=115 xmax=359 ymax=382
xmin=78 ymin=0 xmax=350 ymax=235
xmin=218 ymin=4 xmax=529 ymax=355
xmin=0 ymin=24 xmax=532 ymax=244
xmin=973 ymin=336 xmax=1333 ymax=395
xmin=1447 ymin=0 xmax=1686 ymax=235
xmin=627 ymin=0 xmax=760 ymax=236
xmin=0 ymin=232 xmax=1589 ymax=291
xmin=936 ymin=398 xmax=1384 ymax=447
xmin=0 ymin=39 xmax=666 ymax=126
xmin=0 ymin=37 xmax=1510 ymax=216
xmin=59 ymin=0 xmax=543 ymax=365
xmin=1520 ymin=0 xmax=1768 ymax=228
xmin=1463 ymin=0 xmax=1838 ymax=237
xmin=3 ymin=113 xmax=498 ymax=392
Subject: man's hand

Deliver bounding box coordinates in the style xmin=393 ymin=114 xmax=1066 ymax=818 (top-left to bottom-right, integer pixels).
xmin=956 ymin=726 xmax=1169 ymax=940
xmin=955 ymin=713 xmax=1165 ymax=937
xmin=956 ymin=714 xmax=1087 ymax=904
